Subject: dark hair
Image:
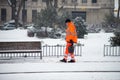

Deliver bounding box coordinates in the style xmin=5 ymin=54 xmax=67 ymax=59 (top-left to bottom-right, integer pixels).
xmin=65 ymin=19 xmax=71 ymax=23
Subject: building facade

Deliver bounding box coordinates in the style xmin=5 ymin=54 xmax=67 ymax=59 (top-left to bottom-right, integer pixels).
xmin=0 ymin=0 xmax=114 ymax=25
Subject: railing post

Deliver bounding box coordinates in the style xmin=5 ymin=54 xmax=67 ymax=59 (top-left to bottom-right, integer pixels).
xmin=119 ymin=46 xmax=120 ymax=56
xmin=103 ymin=45 xmax=105 ymax=56
xmin=80 ymin=45 xmax=82 ymax=56
xmin=57 ymin=45 xmax=59 ymax=58
xmin=40 ymin=51 xmax=42 ymax=59
xmin=115 ymin=46 xmax=117 ymax=56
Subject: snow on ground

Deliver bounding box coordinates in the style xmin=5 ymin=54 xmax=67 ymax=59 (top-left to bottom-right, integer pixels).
xmin=0 ymin=62 xmax=120 ymax=80
xmin=0 ymin=29 xmax=40 ymax=42
xmin=0 ymin=29 xmax=119 ymax=62
xmin=0 ymin=29 xmax=120 ymax=80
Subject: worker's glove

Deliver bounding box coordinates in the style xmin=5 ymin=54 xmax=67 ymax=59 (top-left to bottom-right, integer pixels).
xmin=69 ymin=40 xmax=73 ymax=45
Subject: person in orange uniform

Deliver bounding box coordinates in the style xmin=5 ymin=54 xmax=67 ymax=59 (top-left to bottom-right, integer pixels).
xmin=60 ymin=19 xmax=78 ymax=63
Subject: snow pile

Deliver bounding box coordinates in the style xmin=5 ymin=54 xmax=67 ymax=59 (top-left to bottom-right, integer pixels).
xmin=0 ymin=29 xmax=40 ymax=42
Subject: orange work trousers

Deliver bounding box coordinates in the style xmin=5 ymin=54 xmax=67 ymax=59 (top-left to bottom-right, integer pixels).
xmin=64 ymin=42 xmax=75 ymax=60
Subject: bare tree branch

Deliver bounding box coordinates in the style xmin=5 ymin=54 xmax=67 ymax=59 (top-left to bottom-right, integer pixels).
xmin=7 ymin=0 xmax=12 ymax=7
xmin=57 ymin=1 xmax=65 ymax=12
xmin=54 ymin=0 xmax=58 ymax=8
xmin=16 ymin=0 xmax=23 ymax=17
xmin=15 ymin=0 xmax=24 ymax=27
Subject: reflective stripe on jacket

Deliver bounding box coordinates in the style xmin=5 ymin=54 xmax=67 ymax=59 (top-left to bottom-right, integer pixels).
xmin=66 ymin=22 xmax=78 ymax=43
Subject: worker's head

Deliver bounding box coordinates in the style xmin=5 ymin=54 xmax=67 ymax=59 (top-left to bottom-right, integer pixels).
xmin=65 ymin=19 xmax=71 ymax=23
xmin=65 ymin=19 xmax=71 ymax=26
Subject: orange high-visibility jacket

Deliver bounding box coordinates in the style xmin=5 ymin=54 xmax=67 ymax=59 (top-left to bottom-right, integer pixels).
xmin=66 ymin=22 xmax=78 ymax=43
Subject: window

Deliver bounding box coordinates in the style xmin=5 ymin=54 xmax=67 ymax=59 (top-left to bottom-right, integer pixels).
xmin=32 ymin=0 xmax=37 ymax=2
xmin=42 ymin=0 xmax=53 ymax=2
xmin=72 ymin=11 xmax=86 ymax=21
xmin=92 ymin=0 xmax=97 ymax=3
xmin=1 ymin=8 xmax=6 ymax=21
xmin=22 ymin=9 xmax=27 ymax=22
xmin=42 ymin=0 xmax=46 ymax=2
xmin=32 ymin=10 xmax=37 ymax=22
xmin=71 ymin=0 xmax=77 ymax=3
xmin=82 ymin=0 xmax=87 ymax=3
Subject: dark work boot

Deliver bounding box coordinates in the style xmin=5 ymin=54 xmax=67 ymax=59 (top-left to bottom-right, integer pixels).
xmin=68 ymin=59 xmax=75 ymax=63
xmin=60 ymin=58 xmax=67 ymax=63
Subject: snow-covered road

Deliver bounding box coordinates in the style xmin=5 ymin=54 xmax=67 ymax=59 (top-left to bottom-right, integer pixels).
xmin=0 ymin=62 xmax=120 ymax=73
xmin=0 ymin=72 xmax=120 ymax=80
xmin=0 ymin=62 xmax=120 ymax=80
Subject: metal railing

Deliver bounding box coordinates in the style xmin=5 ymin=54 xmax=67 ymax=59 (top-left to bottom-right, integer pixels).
xmin=103 ymin=45 xmax=120 ymax=56
xmin=0 ymin=44 xmax=84 ymax=59
xmin=42 ymin=44 xmax=84 ymax=57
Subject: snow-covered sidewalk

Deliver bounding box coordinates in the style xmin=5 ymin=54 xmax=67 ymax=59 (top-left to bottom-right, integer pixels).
xmin=0 ymin=62 xmax=120 ymax=80
xmin=0 ymin=62 xmax=120 ymax=73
